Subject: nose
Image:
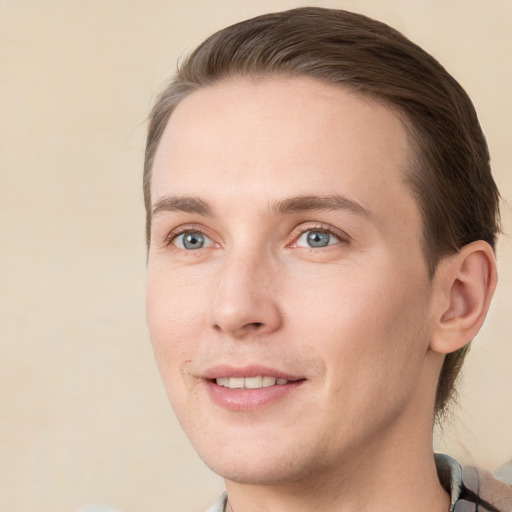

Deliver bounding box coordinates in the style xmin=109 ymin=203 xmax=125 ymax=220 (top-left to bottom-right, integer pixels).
xmin=208 ymin=253 xmax=283 ymax=339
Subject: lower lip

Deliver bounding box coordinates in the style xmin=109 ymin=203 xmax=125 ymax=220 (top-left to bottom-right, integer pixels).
xmin=204 ymin=380 xmax=304 ymax=411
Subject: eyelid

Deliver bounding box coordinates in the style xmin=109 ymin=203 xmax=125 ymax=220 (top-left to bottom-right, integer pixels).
xmin=164 ymin=224 xmax=219 ymax=248
xmin=288 ymin=222 xmax=350 ymax=247
xmin=160 ymin=221 xmax=348 ymax=249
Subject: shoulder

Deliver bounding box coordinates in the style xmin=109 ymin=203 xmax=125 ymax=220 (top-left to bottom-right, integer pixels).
xmin=459 ymin=464 xmax=512 ymax=512
xmin=435 ymin=454 xmax=512 ymax=512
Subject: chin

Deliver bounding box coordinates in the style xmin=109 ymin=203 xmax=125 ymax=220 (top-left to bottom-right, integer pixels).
xmin=190 ymin=428 xmax=331 ymax=486
xmin=204 ymin=454 xmax=318 ymax=486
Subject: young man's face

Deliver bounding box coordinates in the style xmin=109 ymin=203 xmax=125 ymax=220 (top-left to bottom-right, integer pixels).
xmin=146 ymin=78 xmax=440 ymax=485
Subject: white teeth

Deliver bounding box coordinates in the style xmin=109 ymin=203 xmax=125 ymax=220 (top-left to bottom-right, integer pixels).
xmin=245 ymin=376 xmax=263 ymax=389
xmin=229 ymin=377 xmax=245 ymax=389
xmin=262 ymin=376 xmax=277 ymax=387
xmin=215 ymin=376 xmax=289 ymax=389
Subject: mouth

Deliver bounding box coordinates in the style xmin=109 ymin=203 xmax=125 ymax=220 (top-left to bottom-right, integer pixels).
xmin=202 ymin=366 xmax=305 ymax=410
xmin=214 ymin=376 xmax=290 ymax=389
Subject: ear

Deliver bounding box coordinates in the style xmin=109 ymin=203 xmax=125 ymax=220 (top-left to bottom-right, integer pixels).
xmin=430 ymin=241 xmax=497 ymax=355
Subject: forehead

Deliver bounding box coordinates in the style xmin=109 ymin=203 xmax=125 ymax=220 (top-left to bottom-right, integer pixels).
xmin=151 ymin=77 xmax=418 ymax=232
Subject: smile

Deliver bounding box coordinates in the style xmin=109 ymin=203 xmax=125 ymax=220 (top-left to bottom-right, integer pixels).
xmin=203 ymin=368 xmax=305 ymax=410
xmin=215 ymin=376 xmax=289 ymax=389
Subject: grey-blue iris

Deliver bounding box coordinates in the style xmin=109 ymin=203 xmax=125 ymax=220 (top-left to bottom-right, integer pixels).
xmin=183 ymin=232 xmax=204 ymax=249
xmin=307 ymin=231 xmax=330 ymax=247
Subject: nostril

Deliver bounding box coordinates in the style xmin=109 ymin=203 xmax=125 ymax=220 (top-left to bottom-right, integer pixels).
xmin=213 ymin=321 xmax=264 ymax=335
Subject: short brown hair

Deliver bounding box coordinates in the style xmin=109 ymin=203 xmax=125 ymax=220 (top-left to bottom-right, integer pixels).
xmin=143 ymin=7 xmax=501 ymax=416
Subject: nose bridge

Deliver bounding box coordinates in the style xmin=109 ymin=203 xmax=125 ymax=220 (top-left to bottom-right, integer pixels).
xmin=208 ymin=243 xmax=281 ymax=337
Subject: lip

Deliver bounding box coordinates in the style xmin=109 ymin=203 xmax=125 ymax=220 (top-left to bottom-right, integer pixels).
xmin=201 ymin=365 xmax=305 ymax=411
xmin=201 ymin=364 xmax=303 ymax=381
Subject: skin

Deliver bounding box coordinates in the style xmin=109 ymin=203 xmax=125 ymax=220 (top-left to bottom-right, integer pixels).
xmin=146 ymin=77 xmax=495 ymax=512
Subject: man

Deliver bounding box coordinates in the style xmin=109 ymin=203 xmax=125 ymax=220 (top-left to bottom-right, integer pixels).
xmin=143 ymin=7 xmax=511 ymax=512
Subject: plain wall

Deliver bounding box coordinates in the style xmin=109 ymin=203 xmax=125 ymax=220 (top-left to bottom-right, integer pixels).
xmin=1 ymin=1 xmax=510 ymax=511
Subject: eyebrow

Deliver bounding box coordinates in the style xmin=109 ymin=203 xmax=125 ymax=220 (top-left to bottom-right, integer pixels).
xmin=271 ymin=194 xmax=370 ymax=218
xmin=152 ymin=196 xmax=213 ymax=217
xmin=151 ymin=194 xmax=370 ymax=219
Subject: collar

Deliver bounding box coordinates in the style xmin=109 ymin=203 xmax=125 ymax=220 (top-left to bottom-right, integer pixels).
xmin=435 ymin=453 xmax=463 ymax=512
xmin=205 ymin=492 xmax=227 ymax=512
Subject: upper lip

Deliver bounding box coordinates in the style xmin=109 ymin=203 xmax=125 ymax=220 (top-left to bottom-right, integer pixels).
xmin=201 ymin=365 xmax=304 ymax=381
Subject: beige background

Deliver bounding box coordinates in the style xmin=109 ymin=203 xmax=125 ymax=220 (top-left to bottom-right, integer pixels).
xmin=1 ymin=1 xmax=510 ymax=511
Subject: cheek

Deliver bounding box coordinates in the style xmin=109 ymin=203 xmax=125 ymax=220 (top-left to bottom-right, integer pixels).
xmin=290 ymin=262 xmax=430 ymax=384
xmin=145 ymin=270 xmax=206 ymax=382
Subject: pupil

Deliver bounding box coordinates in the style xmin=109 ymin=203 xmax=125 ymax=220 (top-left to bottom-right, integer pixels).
xmin=183 ymin=232 xmax=204 ymax=249
xmin=307 ymin=231 xmax=329 ymax=247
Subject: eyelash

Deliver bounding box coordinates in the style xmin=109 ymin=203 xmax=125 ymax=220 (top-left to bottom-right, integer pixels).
xmin=164 ymin=224 xmax=214 ymax=248
xmin=164 ymin=223 xmax=349 ymax=250
xmin=289 ymin=223 xmax=349 ymax=249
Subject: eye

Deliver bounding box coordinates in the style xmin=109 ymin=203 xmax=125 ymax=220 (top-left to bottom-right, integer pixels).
xmin=172 ymin=231 xmax=214 ymax=250
xmin=295 ymin=229 xmax=340 ymax=248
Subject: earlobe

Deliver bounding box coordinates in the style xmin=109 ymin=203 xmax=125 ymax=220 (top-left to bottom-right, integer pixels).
xmin=430 ymin=241 xmax=497 ymax=355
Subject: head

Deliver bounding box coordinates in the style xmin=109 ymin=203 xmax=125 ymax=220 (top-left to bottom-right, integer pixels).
xmin=144 ymin=8 xmax=500 ymax=487
xmin=143 ymin=7 xmax=500 ymax=419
